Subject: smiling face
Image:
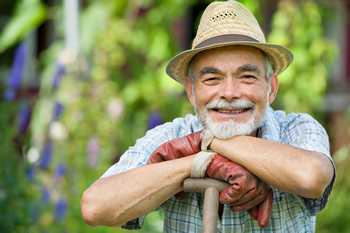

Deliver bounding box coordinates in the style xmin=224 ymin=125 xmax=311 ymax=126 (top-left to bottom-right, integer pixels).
xmin=185 ymin=46 xmax=278 ymax=138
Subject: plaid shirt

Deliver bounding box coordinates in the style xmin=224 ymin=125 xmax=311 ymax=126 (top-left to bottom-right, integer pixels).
xmin=102 ymin=107 xmax=335 ymax=233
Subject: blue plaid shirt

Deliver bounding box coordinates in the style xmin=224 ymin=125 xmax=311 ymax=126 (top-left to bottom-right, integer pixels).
xmin=102 ymin=107 xmax=335 ymax=233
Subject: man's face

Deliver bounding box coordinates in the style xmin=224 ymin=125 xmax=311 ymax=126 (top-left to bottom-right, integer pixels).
xmin=185 ymin=46 xmax=278 ymax=139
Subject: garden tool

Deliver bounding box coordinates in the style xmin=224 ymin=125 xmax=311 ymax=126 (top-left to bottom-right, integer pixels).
xmin=183 ymin=178 xmax=229 ymax=233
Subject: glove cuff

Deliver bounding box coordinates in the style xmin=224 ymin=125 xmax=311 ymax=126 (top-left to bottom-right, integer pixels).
xmin=201 ymin=130 xmax=215 ymax=151
xmin=191 ymin=151 xmax=216 ymax=178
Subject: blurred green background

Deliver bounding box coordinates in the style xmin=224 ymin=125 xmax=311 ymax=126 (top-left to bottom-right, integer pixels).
xmin=0 ymin=0 xmax=349 ymax=232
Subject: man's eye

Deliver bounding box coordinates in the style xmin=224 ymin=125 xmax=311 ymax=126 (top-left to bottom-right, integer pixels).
xmin=243 ymin=75 xmax=257 ymax=79
xmin=241 ymin=75 xmax=257 ymax=82
xmin=206 ymin=77 xmax=220 ymax=81
xmin=202 ymin=77 xmax=221 ymax=85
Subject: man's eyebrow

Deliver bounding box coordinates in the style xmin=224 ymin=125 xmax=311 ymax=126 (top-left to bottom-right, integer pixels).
xmin=199 ymin=67 xmax=223 ymax=76
xmin=237 ymin=64 xmax=262 ymax=75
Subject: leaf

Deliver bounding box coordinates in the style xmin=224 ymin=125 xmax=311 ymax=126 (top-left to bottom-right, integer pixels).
xmin=0 ymin=0 xmax=47 ymax=53
xmin=80 ymin=1 xmax=110 ymax=54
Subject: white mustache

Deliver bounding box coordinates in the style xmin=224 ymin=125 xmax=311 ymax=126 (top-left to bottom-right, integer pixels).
xmin=206 ymin=99 xmax=255 ymax=109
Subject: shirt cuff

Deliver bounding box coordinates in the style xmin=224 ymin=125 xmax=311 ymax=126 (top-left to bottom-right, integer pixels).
xmin=302 ymin=156 xmax=336 ymax=215
xmin=121 ymin=216 xmax=145 ymax=230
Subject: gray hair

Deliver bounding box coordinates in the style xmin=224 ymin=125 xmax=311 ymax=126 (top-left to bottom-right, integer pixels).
xmin=264 ymin=56 xmax=274 ymax=82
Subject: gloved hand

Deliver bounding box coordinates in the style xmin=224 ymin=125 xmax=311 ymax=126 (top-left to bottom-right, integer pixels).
xmin=247 ymin=189 xmax=273 ymax=228
xmin=148 ymin=131 xmax=202 ymax=164
xmin=205 ymin=154 xmax=272 ymax=227
xmin=148 ymin=132 xmax=272 ymax=227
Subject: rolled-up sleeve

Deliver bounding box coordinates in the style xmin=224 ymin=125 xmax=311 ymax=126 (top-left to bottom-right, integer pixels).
xmin=101 ymin=121 xmax=181 ymax=178
xmin=282 ymin=113 xmax=335 ymax=215
xmin=98 ymin=114 xmax=201 ymax=229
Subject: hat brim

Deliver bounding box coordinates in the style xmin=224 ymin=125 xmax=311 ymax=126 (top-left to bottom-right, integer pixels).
xmin=166 ymin=41 xmax=293 ymax=84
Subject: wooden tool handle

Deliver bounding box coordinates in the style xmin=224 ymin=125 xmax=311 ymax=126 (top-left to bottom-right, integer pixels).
xmin=183 ymin=178 xmax=230 ymax=233
xmin=183 ymin=178 xmax=229 ymax=193
xmin=203 ymin=187 xmax=219 ymax=233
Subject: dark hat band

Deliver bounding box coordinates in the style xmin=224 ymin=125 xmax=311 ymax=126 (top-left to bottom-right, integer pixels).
xmin=194 ymin=34 xmax=259 ymax=49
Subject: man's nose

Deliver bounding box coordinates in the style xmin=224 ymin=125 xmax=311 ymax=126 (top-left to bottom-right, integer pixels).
xmin=220 ymin=78 xmax=241 ymax=101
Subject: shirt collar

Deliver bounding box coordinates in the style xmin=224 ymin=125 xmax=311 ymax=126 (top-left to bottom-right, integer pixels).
xmin=257 ymin=106 xmax=281 ymax=142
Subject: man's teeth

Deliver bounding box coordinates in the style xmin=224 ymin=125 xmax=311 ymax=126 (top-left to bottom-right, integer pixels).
xmin=217 ymin=108 xmax=249 ymax=113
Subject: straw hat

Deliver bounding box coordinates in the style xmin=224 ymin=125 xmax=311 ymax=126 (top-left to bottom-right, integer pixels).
xmin=166 ymin=0 xmax=293 ymax=83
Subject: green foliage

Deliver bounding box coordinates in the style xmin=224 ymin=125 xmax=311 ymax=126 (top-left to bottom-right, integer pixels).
xmin=28 ymin=1 xmax=194 ymax=232
xmin=316 ymin=147 xmax=350 ymax=233
xmin=316 ymin=108 xmax=350 ymax=233
xmin=81 ymin=0 xmax=193 ymax=154
xmin=268 ymin=1 xmax=335 ymax=114
xmin=0 ymin=0 xmax=337 ymax=232
xmin=239 ymin=0 xmax=261 ymax=18
xmin=0 ymin=102 xmax=38 ymax=233
xmin=0 ymin=0 xmax=46 ymax=53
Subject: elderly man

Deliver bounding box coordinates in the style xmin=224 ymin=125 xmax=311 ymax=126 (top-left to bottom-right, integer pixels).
xmin=81 ymin=1 xmax=335 ymax=232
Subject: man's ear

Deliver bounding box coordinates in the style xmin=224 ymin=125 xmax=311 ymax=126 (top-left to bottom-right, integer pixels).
xmin=268 ymin=74 xmax=279 ymax=104
xmin=184 ymin=77 xmax=196 ymax=107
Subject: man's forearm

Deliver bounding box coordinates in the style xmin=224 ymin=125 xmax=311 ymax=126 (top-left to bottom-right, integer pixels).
xmin=81 ymin=156 xmax=193 ymax=226
xmin=211 ymin=136 xmax=334 ymax=198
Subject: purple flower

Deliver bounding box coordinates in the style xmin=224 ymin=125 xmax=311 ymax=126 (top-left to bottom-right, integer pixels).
xmin=51 ymin=62 xmax=66 ymax=90
xmin=54 ymin=198 xmax=67 ymax=221
xmin=39 ymin=141 xmax=53 ymax=170
xmin=18 ymin=103 xmax=32 ymax=134
xmin=87 ymin=137 xmax=100 ymax=167
xmin=41 ymin=187 xmax=50 ymax=203
xmin=26 ymin=165 xmax=36 ymax=181
xmin=54 ymin=164 xmax=66 ymax=179
xmin=147 ymin=111 xmax=163 ymax=129
xmin=52 ymin=101 xmax=64 ymax=121
xmin=4 ymin=42 xmax=27 ymax=101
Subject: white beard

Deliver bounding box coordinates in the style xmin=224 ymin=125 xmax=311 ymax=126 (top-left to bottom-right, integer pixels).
xmin=205 ymin=113 xmax=261 ymax=139
xmin=196 ymin=99 xmax=268 ymax=139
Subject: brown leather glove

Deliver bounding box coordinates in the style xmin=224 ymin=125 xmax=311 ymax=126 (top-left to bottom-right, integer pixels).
xmin=247 ymin=190 xmax=273 ymax=227
xmin=148 ymin=132 xmax=272 ymax=227
xmin=206 ymin=154 xmax=272 ymax=227
xmin=147 ymin=131 xmax=202 ymax=199
xmin=148 ymin=131 xmax=202 ymax=164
